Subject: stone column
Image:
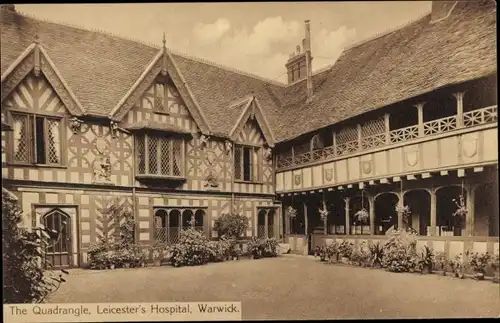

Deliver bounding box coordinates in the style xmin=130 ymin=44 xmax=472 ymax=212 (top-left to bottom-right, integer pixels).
xmin=430 ymin=188 xmax=437 ymax=236
xmin=323 ymin=215 xmax=328 ymax=236
xmin=344 ymin=197 xmax=350 ymax=235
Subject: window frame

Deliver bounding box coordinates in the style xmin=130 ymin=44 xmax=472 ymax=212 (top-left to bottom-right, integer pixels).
xmin=135 ymin=132 xmax=186 ymax=179
xmin=153 ymin=79 xmax=170 ymax=116
xmin=8 ymin=111 xmax=65 ymax=167
xmin=234 ymin=144 xmax=263 ymax=184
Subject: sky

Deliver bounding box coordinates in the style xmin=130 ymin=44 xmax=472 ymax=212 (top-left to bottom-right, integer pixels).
xmin=16 ymin=2 xmax=432 ymax=84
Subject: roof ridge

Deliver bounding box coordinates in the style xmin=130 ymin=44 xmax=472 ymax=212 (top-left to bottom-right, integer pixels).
xmin=343 ymin=10 xmax=431 ymax=53
xmin=15 ymin=9 xmax=287 ymax=88
xmin=168 ymin=49 xmax=287 ymax=87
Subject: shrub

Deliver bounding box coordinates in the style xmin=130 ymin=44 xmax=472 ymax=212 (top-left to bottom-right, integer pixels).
xmin=2 ymin=188 xmax=68 ymax=303
xmin=314 ymin=242 xmax=339 ymax=262
xmin=448 ymin=253 xmax=466 ymax=277
xmin=381 ymin=229 xmax=418 ymax=272
xmin=207 ymin=238 xmax=234 ymax=262
xmin=213 ymin=213 xmax=249 ymax=239
xmin=169 ymin=228 xmax=212 ymax=267
xmin=248 ymin=238 xmax=279 ymax=259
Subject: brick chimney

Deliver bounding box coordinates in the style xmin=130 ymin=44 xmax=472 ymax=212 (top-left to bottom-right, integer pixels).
xmin=431 ymin=1 xmax=457 ymax=22
xmin=0 ymin=4 xmax=16 ymax=12
xmin=285 ymin=20 xmax=313 ymax=90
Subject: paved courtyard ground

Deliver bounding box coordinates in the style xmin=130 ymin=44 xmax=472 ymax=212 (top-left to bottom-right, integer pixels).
xmin=47 ymin=255 xmax=500 ymax=320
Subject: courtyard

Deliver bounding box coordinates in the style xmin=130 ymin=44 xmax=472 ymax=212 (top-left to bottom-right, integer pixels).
xmin=47 ymin=255 xmax=500 ymax=320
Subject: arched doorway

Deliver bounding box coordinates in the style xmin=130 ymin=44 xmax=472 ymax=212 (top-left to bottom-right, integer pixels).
xmin=403 ymin=190 xmax=431 ymax=236
xmin=169 ymin=209 xmax=181 ymax=243
xmin=194 ymin=210 xmax=205 ymax=233
xmin=350 ymin=193 xmax=370 ymax=235
xmin=42 ymin=209 xmax=72 ymax=268
xmin=326 ymin=193 xmax=346 ymax=235
xmin=182 ymin=209 xmax=194 ymax=228
xmin=374 ymin=193 xmax=399 ymax=235
xmin=267 ymin=209 xmax=276 ymax=238
xmin=436 ymin=186 xmax=465 ymax=236
xmin=474 ymin=182 xmax=499 ymax=237
xmin=257 ymin=209 xmax=267 ymax=238
xmin=154 ymin=209 xmax=168 ymax=242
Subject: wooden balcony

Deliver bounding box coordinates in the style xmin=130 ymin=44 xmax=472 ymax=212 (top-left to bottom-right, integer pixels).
xmin=277 ymin=105 xmax=498 ymax=171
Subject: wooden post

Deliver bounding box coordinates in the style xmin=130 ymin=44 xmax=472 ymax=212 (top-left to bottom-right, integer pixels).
xmin=333 ymin=131 xmax=337 ymax=156
xmin=369 ymin=194 xmax=375 ymax=235
xmin=357 ymin=124 xmax=362 ymax=151
xmin=454 ymin=92 xmax=465 ymax=128
xmin=264 ymin=209 xmax=269 ymax=238
xmin=344 ymin=197 xmax=350 ymax=235
xmin=323 ymin=216 xmax=327 ymax=236
xmin=303 ymin=203 xmax=308 ymax=255
xmin=416 ymin=103 xmax=425 ymax=137
xmin=291 ymin=146 xmax=295 ymax=166
xmin=466 ymin=184 xmax=476 ymax=236
xmin=397 ymin=192 xmax=403 ymax=230
xmin=430 ymin=188 xmax=437 ymax=236
xmin=384 ymin=113 xmax=390 ymax=144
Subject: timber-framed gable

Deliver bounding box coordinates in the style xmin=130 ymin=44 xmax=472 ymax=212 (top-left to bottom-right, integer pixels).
xmin=109 ymin=45 xmax=211 ymax=136
xmin=1 ymin=41 xmax=85 ymax=117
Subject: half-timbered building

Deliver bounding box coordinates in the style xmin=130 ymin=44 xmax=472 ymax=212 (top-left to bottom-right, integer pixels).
xmin=1 ymin=1 xmax=497 ymax=268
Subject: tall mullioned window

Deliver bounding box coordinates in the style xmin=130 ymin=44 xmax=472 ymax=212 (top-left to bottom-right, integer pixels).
xmin=136 ymin=133 xmax=184 ymax=177
xmin=234 ymin=145 xmax=262 ymax=182
xmin=10 ymin=112 xmax=62 ymax=165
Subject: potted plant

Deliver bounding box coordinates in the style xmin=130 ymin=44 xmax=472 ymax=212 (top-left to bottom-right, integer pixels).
xmin=326 ymin=242 xmax=339 ymax=263
xmin=417 ymin=246 xmax=435 ymax=274
xmin=151 ymin=242 xmax=167 ymax=266
xmin=338 ymin=241 xmax=353 ymax=264
xmin=490 ymin=253 xmax=499 ymax=283
xmin=434 ymin=252 xmax=447 ymax=276
xmin=369 ymin=242 xmax=384 ymax=269
xmin=452 ymin=195 xmax=467 ymax=236
xmin=469 ymin=252 xmax=492 ymax=280
xmin=448 ymin=253 xmax=466 ymax=279
xmin=248 ymin=237 xmax=263 ymax=259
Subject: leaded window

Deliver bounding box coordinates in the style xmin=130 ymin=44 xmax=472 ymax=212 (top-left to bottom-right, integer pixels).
xmin=136 ymin=133 xmax=184 ymax=177
xmin=234 ymin=145 xmax=261 ymax=182
xmin=10 ymin=112 xmax=62 ymax=165
xmin=154 ymin=82 xmax=168 ymax=114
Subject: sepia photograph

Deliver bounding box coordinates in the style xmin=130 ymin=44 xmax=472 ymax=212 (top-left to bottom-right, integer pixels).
xmin=1 ymin=1 xmax=498 ymax=321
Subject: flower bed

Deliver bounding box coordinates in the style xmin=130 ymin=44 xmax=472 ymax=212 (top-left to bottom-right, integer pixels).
xmin=87 ymin=238 xmax=147 ymax=270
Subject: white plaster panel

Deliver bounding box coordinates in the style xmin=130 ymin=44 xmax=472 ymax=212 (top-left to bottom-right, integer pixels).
xmin=388 ymin=148 xmax=403 ymax=174
xmin=439 ymin=136 xmax=458 ymax=167
xmin=482 ymin=128 xmax=498 ymax=162
xmin=373 ymin=151 xmax=387 ymax=176
xmin=302 ymin=167 xmax=312 ymax=189
xmin=473 ymin=241 xmax=487 ymax=254
xmin=348 ymin=157 xmax=360 ymax=181
xmin=336 ymin=159 xmax=348 ymax=183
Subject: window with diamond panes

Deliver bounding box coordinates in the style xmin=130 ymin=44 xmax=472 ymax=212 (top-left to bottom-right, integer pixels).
xmin=10 ymin=112 xmax=62 ymax=165
xmin=234 ymin=145 xmax=261 ymax=182
xmin=137 ymin=134 xmax=184 ymax=177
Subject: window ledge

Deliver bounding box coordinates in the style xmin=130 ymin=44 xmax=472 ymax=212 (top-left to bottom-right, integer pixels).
xmin=136 ymin=174 xmax=187 ymax=181
xmin=6 ymin=162 xmax=67 ymax=169
xmin=235 ymin=180 xmax=264 ymax=185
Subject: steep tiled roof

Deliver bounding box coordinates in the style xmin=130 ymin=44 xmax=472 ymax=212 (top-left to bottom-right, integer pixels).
xmin=1 ymin=1 xmax=496 ymax=143
xmin=277 ymin=0 xmax=497 ymax=142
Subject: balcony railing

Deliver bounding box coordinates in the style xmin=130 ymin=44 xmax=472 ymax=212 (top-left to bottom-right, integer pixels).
xmin=276 ymin=105 xmax=498 ymax=170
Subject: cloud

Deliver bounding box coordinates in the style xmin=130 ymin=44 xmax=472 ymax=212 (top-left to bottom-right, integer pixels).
xmin=192 ymin=18 xmax=231 ymax=45
xmin=175 ymin=17 xmax=356 ymax=83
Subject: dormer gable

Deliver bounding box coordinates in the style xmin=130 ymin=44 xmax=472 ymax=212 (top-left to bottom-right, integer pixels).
xmin=229 ymin=96 xmax=276 ymax=148
xmin=1 ymin=40 xmax=84 ymax=117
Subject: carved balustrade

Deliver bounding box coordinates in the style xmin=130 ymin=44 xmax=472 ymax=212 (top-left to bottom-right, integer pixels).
xmin=276 ymin=105 xmax=498 ymax=170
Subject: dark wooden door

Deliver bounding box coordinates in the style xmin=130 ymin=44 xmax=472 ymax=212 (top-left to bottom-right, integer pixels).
xmin=43 ymin=210 xmax=71 ymax=268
